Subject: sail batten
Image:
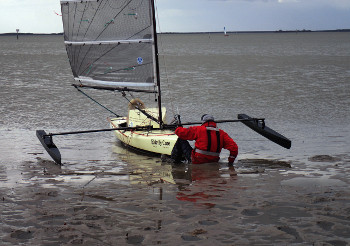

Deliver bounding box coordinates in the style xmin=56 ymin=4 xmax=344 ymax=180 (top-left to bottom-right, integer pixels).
xmin=65 ymin=39 xmax=153 ymax=46
xmin=75 ymin=77 xmax=155 ymax=87
xmin=61 ymin=0 xmax=98 ymax=3
xmin=61 ymin=0 xmax=157 ymax=88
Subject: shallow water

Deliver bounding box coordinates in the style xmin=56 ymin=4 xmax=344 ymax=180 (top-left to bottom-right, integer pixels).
xmin=1 ymin=33 xmax=350 ymax=245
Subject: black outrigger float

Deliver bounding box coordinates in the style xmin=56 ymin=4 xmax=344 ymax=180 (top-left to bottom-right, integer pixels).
xmin=36 ymin=130 xmax=62 ymax=165
xmin=238 ymin=114 xmax=292 ymax=149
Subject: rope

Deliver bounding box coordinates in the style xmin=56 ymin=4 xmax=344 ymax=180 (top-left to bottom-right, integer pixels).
xmin=122 ymin=93 xmax=159 ymax=123
xmin=73 ymin=85 xmax=121 ymax=117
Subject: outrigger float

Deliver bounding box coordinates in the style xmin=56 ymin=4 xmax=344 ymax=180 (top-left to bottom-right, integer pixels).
xmin=37 ymin=0 xmax=291 ymax=165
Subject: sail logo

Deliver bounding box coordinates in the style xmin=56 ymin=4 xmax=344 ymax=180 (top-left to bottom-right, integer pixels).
xmin=137 ymin=57 xmax=143 ymax=65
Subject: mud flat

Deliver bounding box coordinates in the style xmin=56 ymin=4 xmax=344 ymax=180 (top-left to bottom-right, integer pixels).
xmin=1 ymin=151 xmax=349 ymax=245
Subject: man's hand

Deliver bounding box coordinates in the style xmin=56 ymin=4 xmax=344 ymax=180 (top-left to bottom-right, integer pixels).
xmin=228 ymin=156 xmax=236 ymax=165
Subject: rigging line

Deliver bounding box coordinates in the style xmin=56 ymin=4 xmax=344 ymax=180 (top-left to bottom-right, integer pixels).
xmin=75 ymin=1 xmax=91 ymax=13
xmin=64 ymin=4 xmax=78 ymax=77
xmin=96 ymin=62 xmax=153 ymax=76
xmin=78 ymin=33 xmax=151 ymax=76
xmin=73 ymin=2 xmax=90 ymax=70
xmin=70 ymin=3 xmax=78 ymax=44
xmin=75 ymin=0 xmax=105 ymax=74
xmin=77 ymin=1 xmax=150 ymax=75
xmin=95 ymin=0 xmax=133 ymax=41
xmin=128 ymin=0 xmax=144 ymax=11
xmin=73 ymin=85 xmax=121 ymax=117
xmin=71 ymin=3 xmax=80 ymax=70
xmin=128 ymin=24 xmax=152 ymax=40
xmin=61 ymin=2 xmax=75 ymax=15
xmin=81 ymin=0 xmax=105 ymax=41
xmin=105 ymin=1 xmax=151 ymax=41
xmin=77 ymin=22 xmax=153 ymax=76
xmin=79 ymin=42 xmax=120 ymax=76
xmin=122 ymin=94 xmax=160 ymax=123
xmin=107 ymin=0 xmax=129 ymax=10
xmin=154 ymin=0 xmax=175 ymax=115
xmin=76 ymin=0 xmax=126 ymax=75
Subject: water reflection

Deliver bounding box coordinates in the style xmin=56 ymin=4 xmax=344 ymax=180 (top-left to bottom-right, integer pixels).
xmin=112 ymin=141 xmax=238 ymax=209
xmin=111 ymin=142 xmax=175 ymax=185
xmin=174 ymin=163 xmax=237 ymax=209
xmin=110 ymin=141 xmax=298 ymax=209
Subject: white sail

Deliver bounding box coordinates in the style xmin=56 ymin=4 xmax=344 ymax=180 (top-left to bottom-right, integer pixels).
xmin=61 ymin=0 xmax=157 ymax=89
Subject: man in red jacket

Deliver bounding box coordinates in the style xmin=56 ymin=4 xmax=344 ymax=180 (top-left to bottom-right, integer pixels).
xmin=171 ymin=114 xmax=238 ymax=165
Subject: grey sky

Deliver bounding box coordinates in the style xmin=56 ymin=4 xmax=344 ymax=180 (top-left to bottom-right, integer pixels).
xmin=0 ymin=0 xmax=349 ymax=33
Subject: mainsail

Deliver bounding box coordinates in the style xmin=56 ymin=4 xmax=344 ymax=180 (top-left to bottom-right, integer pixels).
xmin=61 ymin=0 xmax=158 ymax=90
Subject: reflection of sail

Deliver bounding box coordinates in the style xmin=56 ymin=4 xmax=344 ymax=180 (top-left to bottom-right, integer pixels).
xmin=111 ymin=141 xmax=175 ymax=184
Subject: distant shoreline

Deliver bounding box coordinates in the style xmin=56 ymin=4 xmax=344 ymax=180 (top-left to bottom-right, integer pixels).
xmin=1 ymin=29 xmax=349 ymax=36
xmin=167 ymin=29 xmax=350 ymax=34
xmin=161 ymin=29 xmax=350 ymax=34
xmin=0 ymin=33 xmax=63 ymax=36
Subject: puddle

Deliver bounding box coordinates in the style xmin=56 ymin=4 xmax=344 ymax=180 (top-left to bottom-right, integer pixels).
xmin=308 ymin=155 xmax=342 ymax=162
xmin=238 ymin=159 xmax=292 ymax=168
xmin=282 ymin=176 xmax=347 ymax=187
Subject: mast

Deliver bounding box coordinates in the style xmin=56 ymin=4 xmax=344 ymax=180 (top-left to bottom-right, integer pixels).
xmin=151 ymin=0 xmax=163 ymax=127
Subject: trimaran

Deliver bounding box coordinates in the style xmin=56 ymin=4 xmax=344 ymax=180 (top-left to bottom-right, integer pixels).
xmin=37 ymin=0 xmax=291 ymax=165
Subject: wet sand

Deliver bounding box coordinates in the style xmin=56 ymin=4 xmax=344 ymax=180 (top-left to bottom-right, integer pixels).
xmin=1 ymin=141 xmax=349 ymax=245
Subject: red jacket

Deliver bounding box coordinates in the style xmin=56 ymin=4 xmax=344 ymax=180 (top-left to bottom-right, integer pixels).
xmin=175 ymin=121 xmax=238 ymax=164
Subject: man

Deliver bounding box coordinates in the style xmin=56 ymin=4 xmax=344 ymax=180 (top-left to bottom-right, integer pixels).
xmin=171 ymin=114 xmax=238 ymax=165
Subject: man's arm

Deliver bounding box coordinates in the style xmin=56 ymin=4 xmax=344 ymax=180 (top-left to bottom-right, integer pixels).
xmin=175 ymin=126 xmax=198 ymax=141
xmin=222 ymin=131 xmax=238 ymax=164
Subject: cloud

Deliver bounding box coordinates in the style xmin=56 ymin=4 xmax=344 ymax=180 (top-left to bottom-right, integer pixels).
xmin=278 ymin=0 xmax=299 ymax=3
xmin=328 ymin=0 xmax=350 ymax=9
xmin=0 ymin=0 xmax=62 ymax=33
xmin=1 ymin=0 xmax=349 ymax=33
xmin=209 ymin=0 xmax=350 ymax=7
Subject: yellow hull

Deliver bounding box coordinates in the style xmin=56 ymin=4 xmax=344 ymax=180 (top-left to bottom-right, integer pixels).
xmin=108 ymin=117 xmax=178 ymax=156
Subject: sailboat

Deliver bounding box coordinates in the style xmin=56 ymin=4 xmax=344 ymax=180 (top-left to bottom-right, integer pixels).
xmin=36 ymin=0 xmax=291 ymax=165
xmin=224 ymin=27 xmax=229 ymax=36
xmin=61 ymin=0 xmax=178 ymax=155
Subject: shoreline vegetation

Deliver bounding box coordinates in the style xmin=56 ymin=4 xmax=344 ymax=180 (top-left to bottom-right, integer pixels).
xmin=0 ymin=29 xmax=349 ymax=36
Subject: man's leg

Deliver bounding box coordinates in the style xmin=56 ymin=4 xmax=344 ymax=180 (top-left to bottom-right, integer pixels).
xmin=171 ymin=138 xmax=192 ymax=163
xmin=180 ymin=139 xmax=192 ymax=162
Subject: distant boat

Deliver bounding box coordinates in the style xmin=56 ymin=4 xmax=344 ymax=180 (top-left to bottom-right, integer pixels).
xmin=224 ymin=27 xmax=229 ymax=36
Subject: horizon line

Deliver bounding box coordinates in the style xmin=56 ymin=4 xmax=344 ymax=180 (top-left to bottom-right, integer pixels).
xmin=1 ymin=29 xmax=349 ymax=35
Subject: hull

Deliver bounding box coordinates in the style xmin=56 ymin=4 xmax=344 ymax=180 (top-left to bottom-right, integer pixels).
xmin=108 ymin=117 xmax=178 ymax=156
